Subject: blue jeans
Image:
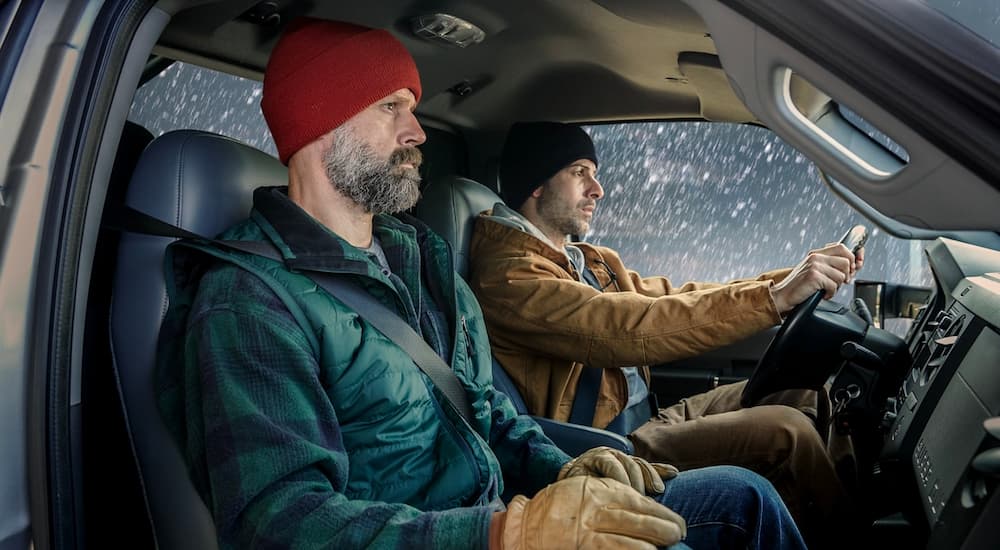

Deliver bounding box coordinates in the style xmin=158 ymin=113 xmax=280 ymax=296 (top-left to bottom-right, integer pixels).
xmin=657 ymin=465 xmax=806 ymax=550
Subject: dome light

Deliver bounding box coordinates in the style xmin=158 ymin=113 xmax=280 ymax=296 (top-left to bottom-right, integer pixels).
xmin=411 ymin=14 xmax=485 ymax=48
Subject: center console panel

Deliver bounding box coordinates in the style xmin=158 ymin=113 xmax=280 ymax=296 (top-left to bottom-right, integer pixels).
xmin=874 ymin=238 xmax=1000 ymax=549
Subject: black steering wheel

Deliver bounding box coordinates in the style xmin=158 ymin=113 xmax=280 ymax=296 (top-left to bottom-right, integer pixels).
xmin=740 ymin=225 xmax=868 ymax=407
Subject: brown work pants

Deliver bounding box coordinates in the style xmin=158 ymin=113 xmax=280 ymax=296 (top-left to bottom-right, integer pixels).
xmin=629 ymin=380 xmax=855 ymax=549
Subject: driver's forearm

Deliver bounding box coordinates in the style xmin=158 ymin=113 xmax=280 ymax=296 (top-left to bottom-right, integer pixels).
xmin=727 ymin=267 xmax=794 ymax=286
xmin=484 ymin=278 xmax=782 ymax=368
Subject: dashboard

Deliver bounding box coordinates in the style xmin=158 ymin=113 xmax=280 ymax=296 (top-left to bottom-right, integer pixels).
xmin=877 ymin=238 xmax=1000 ymax=548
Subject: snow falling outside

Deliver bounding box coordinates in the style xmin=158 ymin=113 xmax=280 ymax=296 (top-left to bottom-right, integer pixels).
xmin=129 ymin=62 xmax=278 ymax=157
xmin=583 ymin=123 xmax=930 ymax=292
xmin=130 ymin=63 xmax=932 ymax=324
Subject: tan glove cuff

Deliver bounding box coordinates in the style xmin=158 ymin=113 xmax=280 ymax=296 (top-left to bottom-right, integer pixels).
xmin=558 ymin=446 xmax=678 ymax=496
xmin=500 ymin=495 xmax=529 ymax=550
xmin=501 ymin=477 xmax=685 ymax=549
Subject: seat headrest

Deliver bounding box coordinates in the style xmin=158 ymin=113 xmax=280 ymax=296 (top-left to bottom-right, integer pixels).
xmin=126 ymin=129 xmax=286 ymax=235
xmin=413 ymin=175 xmax=502 ymax=279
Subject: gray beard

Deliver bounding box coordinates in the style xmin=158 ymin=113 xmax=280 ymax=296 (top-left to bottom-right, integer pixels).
xmin=323 ymin=126 xmax=422 ymax=215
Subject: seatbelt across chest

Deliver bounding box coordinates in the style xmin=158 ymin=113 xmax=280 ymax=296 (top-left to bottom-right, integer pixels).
xmin=570 ymin=264 xmax=653 ymax=434
xmin=110 ymin=205 xmax=476 ymax=425
xmin=568 ymin=266 xmax=609 ymax=427
xmin=298 ymin=268 xmax=476 ymax=424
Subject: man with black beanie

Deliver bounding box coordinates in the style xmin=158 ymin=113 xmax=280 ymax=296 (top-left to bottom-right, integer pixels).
xmin=469 ymin=120 xmax=866 ymax=547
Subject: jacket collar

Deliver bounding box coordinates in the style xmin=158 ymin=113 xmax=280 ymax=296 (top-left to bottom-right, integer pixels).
xmin=250 ymin=185 xmax=416 ymax=275
xmin=476 ymin=205 xmax=589 ymax=273
xmin=479 ymin=202 xmax=592 ymax=278
xmin=485 ymin=203 xmax=565 ymax=251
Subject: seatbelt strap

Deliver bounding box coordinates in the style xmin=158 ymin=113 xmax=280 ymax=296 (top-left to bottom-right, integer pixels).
xmin=568 ymin=265 xmax=608 ymax=427
xmin=604 ymin=398 xmax=652 ymax=435
xmin=111 ymin=204 xmax=476 ymax=424
xmin=299 ymin=269 xmax=475 ymax=424
xmin=569 ymin=366 xmax=603 ymax=427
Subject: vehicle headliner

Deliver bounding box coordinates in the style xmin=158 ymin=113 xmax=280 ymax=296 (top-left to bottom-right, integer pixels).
xmin=146 ymin=0 xmax=1000 ymax=237
xmin=153 ymin=0 xmax=752 ymax=135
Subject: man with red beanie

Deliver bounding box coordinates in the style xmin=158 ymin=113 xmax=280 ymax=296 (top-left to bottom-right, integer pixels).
xmin=156 ymin=19 xmax=806 ymax=550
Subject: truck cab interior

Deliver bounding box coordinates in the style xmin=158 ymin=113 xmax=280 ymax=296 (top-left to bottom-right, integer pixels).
xmin=2 ymin=1 xmax=1000 ymax=549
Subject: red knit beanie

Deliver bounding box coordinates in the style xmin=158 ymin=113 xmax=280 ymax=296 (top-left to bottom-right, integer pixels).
xmin=261 ymin=18 xmax=422 ymax=164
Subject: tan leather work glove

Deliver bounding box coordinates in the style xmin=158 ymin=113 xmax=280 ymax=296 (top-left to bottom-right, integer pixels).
xmin=558 ymin=446 xmax=679 ymax=496
xmin=496 ymin=476 xmax=686 ymax=549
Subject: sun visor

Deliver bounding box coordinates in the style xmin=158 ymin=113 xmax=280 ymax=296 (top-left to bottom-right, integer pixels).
xmin=678 ymin=52 xmax=755 ymax=123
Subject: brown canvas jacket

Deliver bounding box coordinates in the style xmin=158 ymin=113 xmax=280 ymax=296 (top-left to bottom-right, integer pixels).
xmin=469 ymin=208 xmax=791 ymax=428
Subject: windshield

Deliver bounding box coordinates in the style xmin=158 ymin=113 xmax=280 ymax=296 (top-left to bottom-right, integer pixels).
xmin=922 ymin=0 xmax=1000 ymax=47
xmin=583 ymin=121 xmax=931 ymax=292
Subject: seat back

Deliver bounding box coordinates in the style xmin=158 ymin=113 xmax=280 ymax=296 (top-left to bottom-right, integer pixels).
xmin=109 ymin=130 xmax=287 ymax=549
xmin=412 ymin=174 xmax=501 ymax=279
xmin=490 ymin=357 xmax=530 ymax=413
xmin=412 ymin=176 xmax=537 ymax=415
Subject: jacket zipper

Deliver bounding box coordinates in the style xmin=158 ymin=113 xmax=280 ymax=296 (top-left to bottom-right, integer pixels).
xmin=461 ymin=315 xmax=475 ymax=360
xmin=427 ymin=316 xmax=486 ymax=502
xmin=425 ymin=392 xmax=482 ymax=495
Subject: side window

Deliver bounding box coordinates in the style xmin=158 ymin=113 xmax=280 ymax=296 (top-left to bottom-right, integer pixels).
xmin=127 ymin=60 xmax=462 ymax=182
xmin=583 ymin=122 xmax=931 ymax=332
xmin=129 ymin=61 xmax=276 ymax=155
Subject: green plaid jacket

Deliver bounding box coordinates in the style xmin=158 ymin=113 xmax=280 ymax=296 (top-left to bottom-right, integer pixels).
xmin=156 ymin=187 xmax=569 ymax=549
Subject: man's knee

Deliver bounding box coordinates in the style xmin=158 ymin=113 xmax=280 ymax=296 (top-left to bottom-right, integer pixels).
xmin=661 ymin=465 xmax=776 ymax=513
xmin=750 ymin=405 xmax=824 ymax=446
xmin=730 ymin=406 xmax=830 ymax=470
xmin=682 ymin=465 xmax=783 ymax=512
xmin=702 ymin=464 xmax=773 ymax=492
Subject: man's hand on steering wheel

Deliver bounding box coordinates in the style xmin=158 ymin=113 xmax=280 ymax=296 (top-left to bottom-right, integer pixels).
xmin=769 ymin=242 xmax=864 ymax=315
xmin=741 ymin=227 xmax=869 ymax=407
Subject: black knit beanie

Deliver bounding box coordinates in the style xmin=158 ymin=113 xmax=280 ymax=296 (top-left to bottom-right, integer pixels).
xmin=499 ymin=121 xmax=598 ymax=210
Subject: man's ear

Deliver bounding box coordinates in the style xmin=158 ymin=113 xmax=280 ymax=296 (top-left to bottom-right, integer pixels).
xmin=530 ymin=185 xmax=545 ymax=199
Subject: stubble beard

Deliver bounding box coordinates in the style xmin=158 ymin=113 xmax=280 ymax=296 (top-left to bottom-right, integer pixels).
xmin=323 ymin=126 xmax=422 ymax=215
xmin=536 ymin=188 xmax=593 ymax=237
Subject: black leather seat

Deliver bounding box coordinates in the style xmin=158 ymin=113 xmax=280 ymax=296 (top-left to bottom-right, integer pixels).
xmin=413 ymin=175 xmax=633 ymax=455
xmin=412 ymin=175 xmax=503 ymax=280
xmin=110 ymin=130 xmax=287 ymax=550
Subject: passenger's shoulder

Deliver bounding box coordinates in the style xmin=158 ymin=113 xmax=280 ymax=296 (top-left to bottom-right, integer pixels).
xmin=191 ymin=261 xmax=289 ymax=320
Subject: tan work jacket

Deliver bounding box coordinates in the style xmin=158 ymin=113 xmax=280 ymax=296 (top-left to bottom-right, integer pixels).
xmin=469 ymin=210 xmax=790 ymax=429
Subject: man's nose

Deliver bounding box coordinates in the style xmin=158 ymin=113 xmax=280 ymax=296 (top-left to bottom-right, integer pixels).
xmin=588 ymin=177 xmax=604 ymax=199
xmin=399 ymin=110 xmax=426 ymax=147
